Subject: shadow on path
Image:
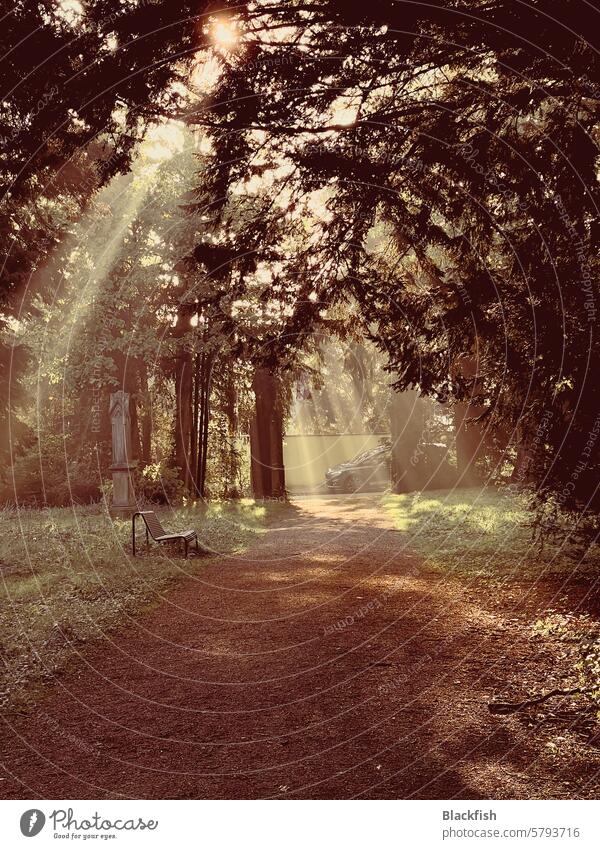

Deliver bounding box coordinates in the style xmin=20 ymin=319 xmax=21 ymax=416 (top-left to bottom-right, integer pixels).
xmin=0 ymin=495 xmax=597 ymax=799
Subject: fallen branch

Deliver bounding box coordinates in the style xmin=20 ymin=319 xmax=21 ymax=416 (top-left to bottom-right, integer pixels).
xmin=488 ymin=687 xmax=591 ymax=715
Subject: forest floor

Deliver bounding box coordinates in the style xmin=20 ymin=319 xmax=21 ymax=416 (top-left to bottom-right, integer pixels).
xmin=2 ymin=490 xmax=600 ymax=799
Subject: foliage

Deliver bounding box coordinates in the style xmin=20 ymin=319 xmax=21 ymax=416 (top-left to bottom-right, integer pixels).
xmin=1 ymin=0 xmax=201 ymax=304
xmin=134 ymin=461 xmax=186 ymax=505
xmin=0 ymin=436 xmax=103 ymax=507
xmin=0 ymin=1 xmax=204 ymax=443
xmin=183 ymin=1 xmax=600 ymax=525
xmin=289 ymin=339 xmax=392 ymax=435
xmin=3 ymin=1 xmax=600 ymax=526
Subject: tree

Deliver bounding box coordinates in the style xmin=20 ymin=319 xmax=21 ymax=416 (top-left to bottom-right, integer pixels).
xmin=184 ymin=0 xmax=600 ymax=522
xmin=0 ymin=0 xmax=206 ymax=466
xmin=5 ymin=0 xmax=600 ymax=521
xmin=250 ymin=366 xmax=285 ymax=499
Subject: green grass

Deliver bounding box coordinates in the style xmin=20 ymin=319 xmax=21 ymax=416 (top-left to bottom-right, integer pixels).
xmin=0 ymin=499 xmax=281 ymax=710
xmin=383 ymin=487 xmax=600 ymax=578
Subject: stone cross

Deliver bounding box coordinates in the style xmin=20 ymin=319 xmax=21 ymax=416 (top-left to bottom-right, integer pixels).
xmin=109 ymin=390 xmax=137 ymax=517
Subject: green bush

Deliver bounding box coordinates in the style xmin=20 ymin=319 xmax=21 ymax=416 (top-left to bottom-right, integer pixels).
xmin=133 ymin=460 xmax=185 ymax=505
xmin=0 ymin=437 xmax=102 ymax=507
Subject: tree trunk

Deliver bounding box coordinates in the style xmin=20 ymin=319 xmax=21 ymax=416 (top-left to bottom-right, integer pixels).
xmin=251 ymin=366 xmax=273 ymax=498
xmin=138 ymin=361 xmax=152 ymax=463
xmin=224 ymin=365 xmax=240 ymax=497
xmin=390 ymin=388 xmax=423 ymax=493
xmin=250 ymin=416 xmax=264 ymax=498
xmin=454 ymin=400 xmax=482 ymax=483
xmin=250 ymin=366 xmax=286 ymax=499
xmin=194 ymin=355 xmax=213 ymax=499
xmin=173 ymin=305 xmax=194 ymax=487
xmin=269 ymin=387 xmax=286 ymax=498
xmin=190 ymin=353 xmax=199 ymax=486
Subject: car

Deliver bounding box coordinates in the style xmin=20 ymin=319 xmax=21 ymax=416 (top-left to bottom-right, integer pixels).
xmin=325 ymin=441 xmax=457 ymax=493
xmin=325 ymin=443 xmax=391 ymax=492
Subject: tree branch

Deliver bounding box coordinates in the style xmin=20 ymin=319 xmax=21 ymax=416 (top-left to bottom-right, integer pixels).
xmin=488 ymin=686 xmax=591 ymax=715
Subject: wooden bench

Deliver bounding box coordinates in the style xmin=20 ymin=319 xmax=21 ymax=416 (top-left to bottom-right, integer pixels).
xmin=132 ymin=510 xmax=199 ymax=558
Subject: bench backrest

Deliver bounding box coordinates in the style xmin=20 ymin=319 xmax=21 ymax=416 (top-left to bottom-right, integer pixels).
xmin=140 ymin=511 xmax=167 ymax=540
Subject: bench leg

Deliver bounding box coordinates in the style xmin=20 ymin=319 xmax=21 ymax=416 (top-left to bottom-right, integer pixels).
xmin=195 ymin=536 xmax=199 ymax=553
xmin=184 ymin=538 xmax=189 ymax=559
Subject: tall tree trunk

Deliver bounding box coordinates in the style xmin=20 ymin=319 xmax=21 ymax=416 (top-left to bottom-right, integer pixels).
xmin=454 ymin=400 xmax=482 ymax=483
xmin=390 ymin=388 xmax=423 ymax=493
xmin=194 ymin=356 xmax=210 ymax=498
xmin=250 ymin=416 xmax=263 ymax=498
xmin=190 ymin=353 xmax=200 ymax=487
xmin=224 ymin=364 xmax=240 ymax=497
xmin=251 ymin=366 xmax=272 ymax=498
xmin=453 ymin=355 xmax=485 ymax=485
xmin=173 ymin=305 xmax=194 ymax=487
xmin=269 ymin=387 xmax=286 ymax=498
xmin=138 ymin=361 xmax=152 ymax=463
xmin=250 ymin=366 xmax=286 ymax=499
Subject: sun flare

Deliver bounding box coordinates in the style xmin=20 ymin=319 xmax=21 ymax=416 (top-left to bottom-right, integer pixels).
xmin=212 ymin=19 xmax=238 ymax=49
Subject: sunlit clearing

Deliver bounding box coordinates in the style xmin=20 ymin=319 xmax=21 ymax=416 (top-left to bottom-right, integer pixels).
xmin=380 ymin=488 xmax=558 ymax=577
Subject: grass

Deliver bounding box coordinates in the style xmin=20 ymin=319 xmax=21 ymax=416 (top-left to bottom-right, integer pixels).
xmin=381 ymin=488 xmax=600 ymax=723
xmin=383 ymin=486 xmax=600 ymax=578
xmin=0 ymin=499 xmax=283 ymax=710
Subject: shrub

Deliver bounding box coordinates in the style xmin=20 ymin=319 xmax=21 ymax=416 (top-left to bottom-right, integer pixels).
xmin=134 ymin=460 xmax=185 ymax=505
xmin=0 ymin=438 xmax=102 ymax=506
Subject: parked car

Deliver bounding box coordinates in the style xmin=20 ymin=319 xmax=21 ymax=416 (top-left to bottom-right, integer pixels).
xmin=325 ymin=443 xmax=391 ymax=492
xmin=325 ymin=441 xmax=457 ymax=493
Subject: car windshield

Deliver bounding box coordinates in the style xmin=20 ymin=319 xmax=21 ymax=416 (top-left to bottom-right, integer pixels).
xmin=350 ymin=446 xmax=389 ymax=465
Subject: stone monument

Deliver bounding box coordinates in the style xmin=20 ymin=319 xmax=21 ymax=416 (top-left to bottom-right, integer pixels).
xmin=109 ymin=390 xmax=137 ymax=518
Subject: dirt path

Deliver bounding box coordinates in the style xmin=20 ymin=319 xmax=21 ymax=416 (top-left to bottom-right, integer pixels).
xmin=1 ymin=495 xmax=598 ymax=799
